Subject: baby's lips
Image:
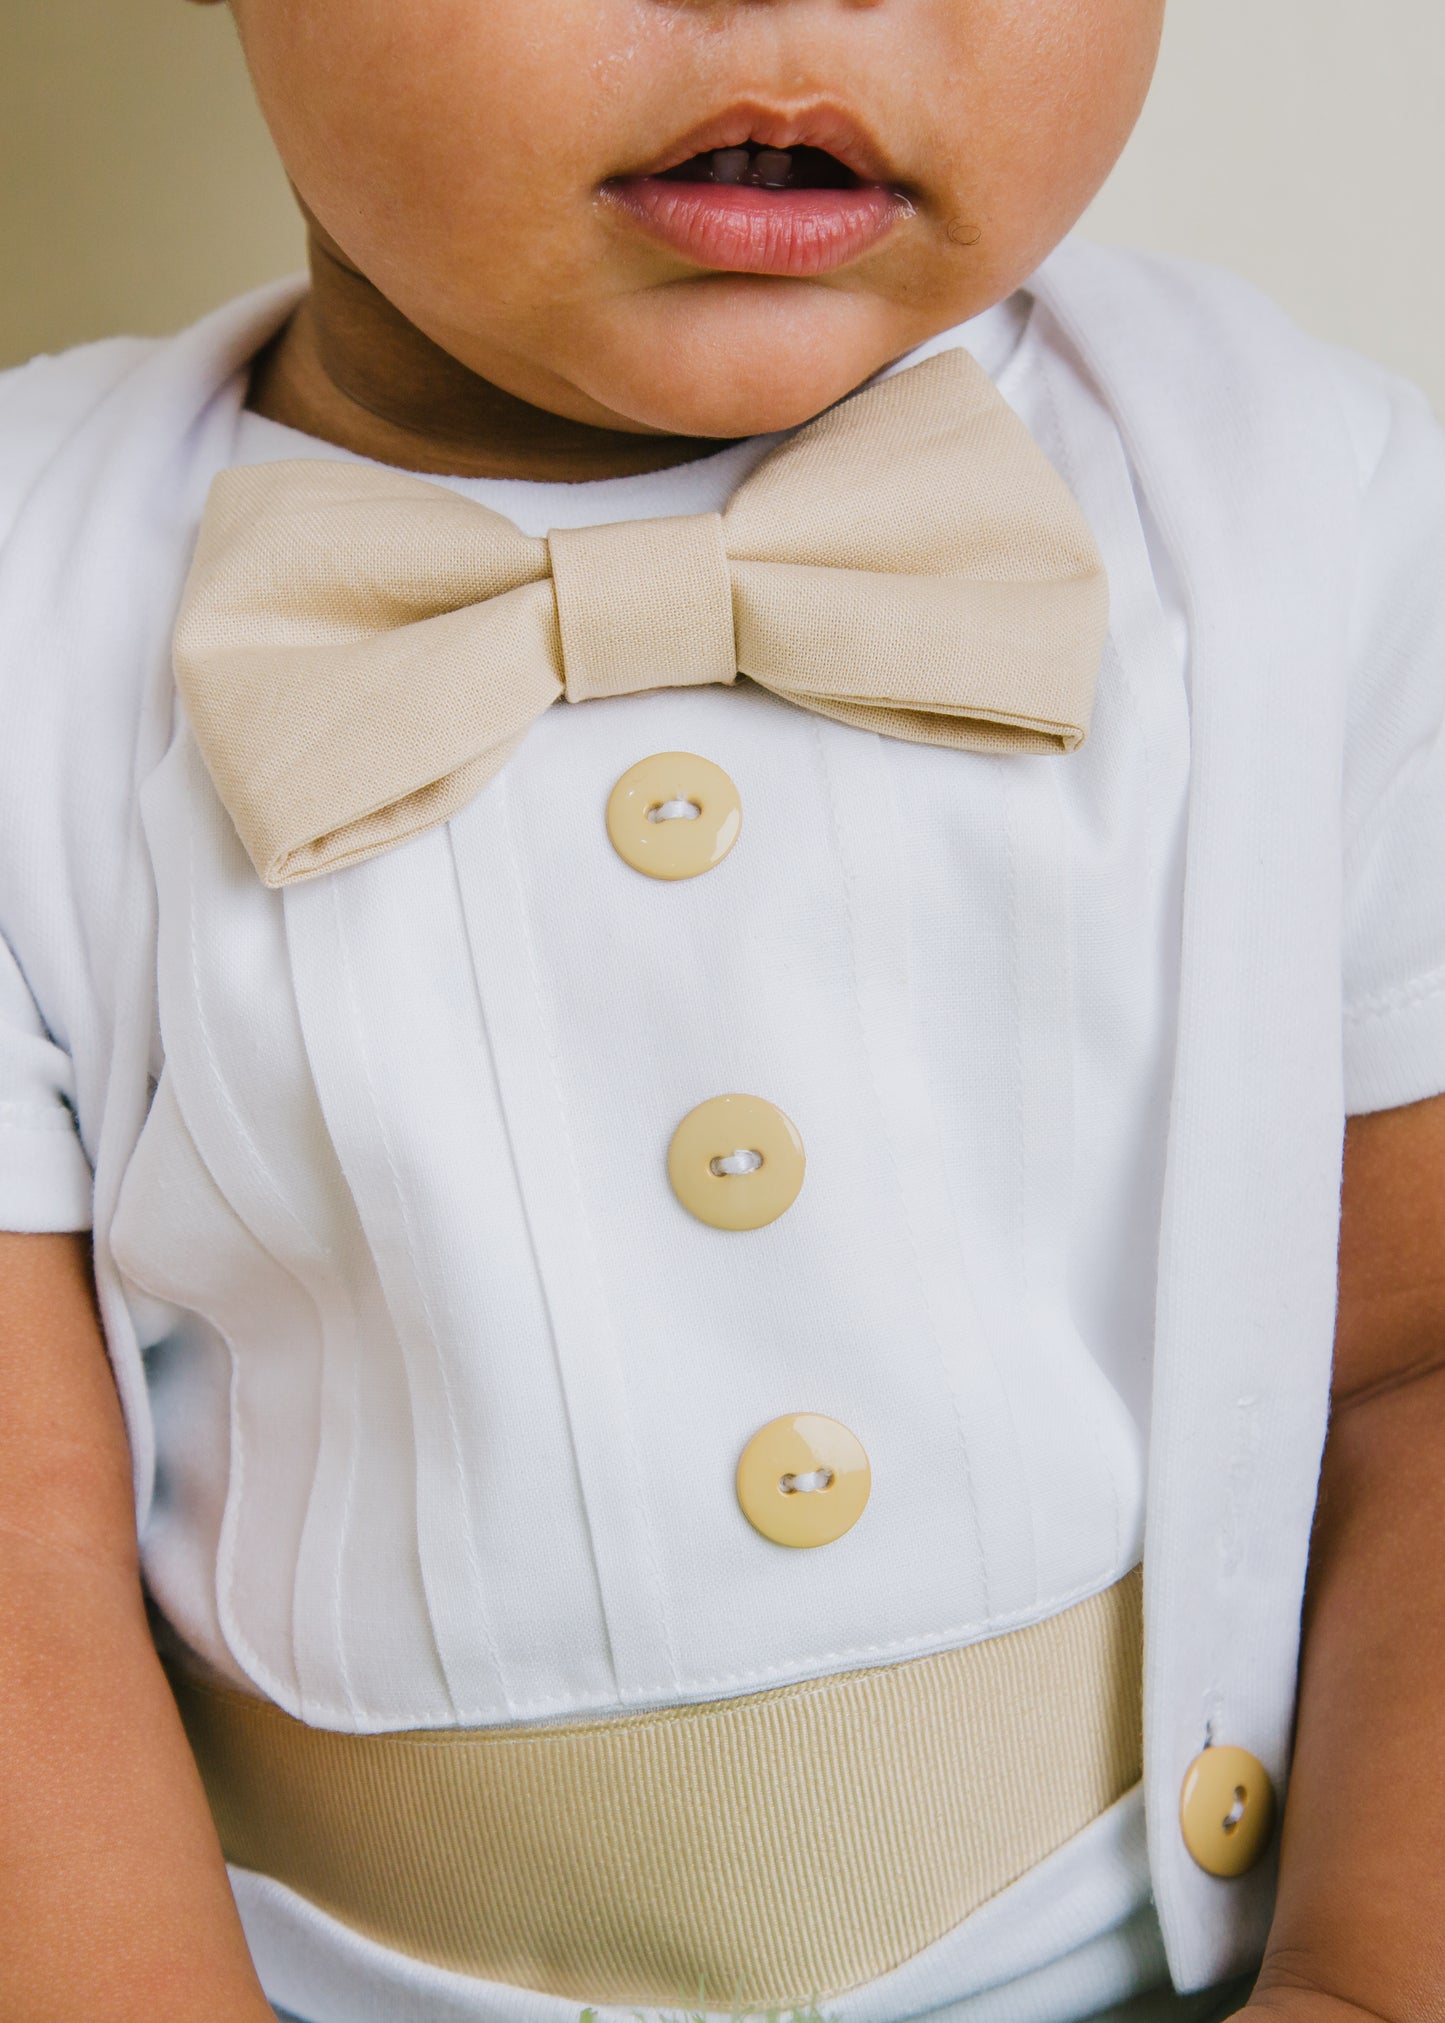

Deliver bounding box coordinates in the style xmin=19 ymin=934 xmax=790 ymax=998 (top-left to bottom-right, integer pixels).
xmin=603 ymin=177 xmax=909 ymax=279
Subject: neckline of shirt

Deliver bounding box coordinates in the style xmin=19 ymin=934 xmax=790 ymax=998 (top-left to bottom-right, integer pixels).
xmin=229 ymin=294 xmax=1032 ymax=537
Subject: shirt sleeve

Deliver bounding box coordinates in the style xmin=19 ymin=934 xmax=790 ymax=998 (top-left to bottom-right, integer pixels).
xmin=1340 ymin=370 xmax=1445 ymax=1117
xmin=0 ymin=930 xmax=93 ymax=1232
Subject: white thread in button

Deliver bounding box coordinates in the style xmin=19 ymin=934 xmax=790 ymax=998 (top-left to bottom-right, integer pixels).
xmin=710 ymin=1148 xmax=763 ymax=1177
xmin=647 ymin=798 xmax=701 ymax=823
xmin=779 ymin=1467 xmax=835 ymax=1495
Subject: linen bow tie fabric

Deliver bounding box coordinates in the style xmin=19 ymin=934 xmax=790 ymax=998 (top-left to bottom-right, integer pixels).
xmin=174 ymin=348 xmax=1109 ymax=887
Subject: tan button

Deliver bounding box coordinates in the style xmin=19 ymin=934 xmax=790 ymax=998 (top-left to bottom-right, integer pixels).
xmin=737 ymin=1414 xmax=871 ymax=1548
xmin=606 ymin=752 xmax=741 ymax=880
xmin=1180 ymin=1746 xmax=1277 ymax=1878
xmin=667 ymin=1094 xmax=805 ymax=1231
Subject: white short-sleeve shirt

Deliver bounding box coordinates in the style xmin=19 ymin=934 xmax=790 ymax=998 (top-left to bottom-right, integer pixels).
xmin=2 ymin=247 xmax=1443 ymax=2023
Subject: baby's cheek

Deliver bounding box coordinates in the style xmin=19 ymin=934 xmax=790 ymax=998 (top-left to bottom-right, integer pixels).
xmin=236 ymin=0 xmax=605 ymax=211
xmin=916 ymin=0 xmax=1163 ymax=228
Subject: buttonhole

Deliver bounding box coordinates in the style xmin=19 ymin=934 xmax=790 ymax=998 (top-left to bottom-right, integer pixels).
xmin=710 ymin=1148 xmax=763 ymax=1177
xmin=1221 ymin=1787 xmax=1248 ymax=1835
xmin=779 ymin=1468 xmax=835 ymax=1496
xmin=647 ymin=798 xmax=701 ymax=823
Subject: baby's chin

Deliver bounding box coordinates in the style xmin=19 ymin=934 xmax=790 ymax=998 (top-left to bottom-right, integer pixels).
xmin=551 ymin=280 xmax=960 ymax=440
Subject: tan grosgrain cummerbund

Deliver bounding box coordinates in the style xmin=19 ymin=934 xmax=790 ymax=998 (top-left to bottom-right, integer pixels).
xmin=170 ymin=1569 xmax=1142 ymax=2011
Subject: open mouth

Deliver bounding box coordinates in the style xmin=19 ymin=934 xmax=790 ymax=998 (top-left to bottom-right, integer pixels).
xmin=656 ymin=142 xmax=864 ymax=192
xmin=603 ymin=114 xmax=911 ymax=278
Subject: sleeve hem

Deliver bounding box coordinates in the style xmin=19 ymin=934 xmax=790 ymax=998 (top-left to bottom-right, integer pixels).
xmin=1343 ymin=978 xmax=1445 ymax=1116
xmin=0 ymin=1123 xmax=94 ymax=1232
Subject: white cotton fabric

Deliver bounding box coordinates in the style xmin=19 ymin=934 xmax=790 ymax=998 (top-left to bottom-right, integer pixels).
xmin=2 ymin=243 xmax=1445 ymax=2023
xmin=0 ymin=935 xmax=94 ymax=1230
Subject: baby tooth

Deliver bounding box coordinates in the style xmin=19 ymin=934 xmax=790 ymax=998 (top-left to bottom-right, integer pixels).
xmin=711 ymin=148 xmax=750 ymax=184
xmin=753 ymin=148 xmax=792 ymax=187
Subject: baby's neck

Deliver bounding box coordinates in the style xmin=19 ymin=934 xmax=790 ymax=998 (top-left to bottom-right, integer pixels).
xmin=248 ymin=226 xmax=731 ymax=483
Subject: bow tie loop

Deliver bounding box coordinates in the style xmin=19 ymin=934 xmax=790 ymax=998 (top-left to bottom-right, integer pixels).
xmin=549 ymin=513 xmax=737 ymax=706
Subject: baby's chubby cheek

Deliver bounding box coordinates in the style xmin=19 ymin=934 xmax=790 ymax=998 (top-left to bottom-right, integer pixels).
xmin=232 ymin=0 xmax=1163 ymax=438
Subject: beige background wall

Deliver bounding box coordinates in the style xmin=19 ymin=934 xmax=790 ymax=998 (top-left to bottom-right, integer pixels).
xmin=2 ymin=0 xmax=1442 ymax=408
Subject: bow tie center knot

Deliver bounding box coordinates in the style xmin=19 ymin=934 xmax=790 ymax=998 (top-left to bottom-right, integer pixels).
xmin=548 ymin=512 xmax=738 ymax=706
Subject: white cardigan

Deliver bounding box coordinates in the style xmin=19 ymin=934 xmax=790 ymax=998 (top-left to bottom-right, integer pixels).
xmin=1 ymin=240 xmax=1443 ymax=2011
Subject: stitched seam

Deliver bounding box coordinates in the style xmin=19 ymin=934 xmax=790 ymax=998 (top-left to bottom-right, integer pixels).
xmin=1059 ymin=792 xmax=1123 ymax=1565
xmin=1038 ymin=347 xmax=1152 ymax=751
xmin=265 ymin=933 xmax=363 ymax=1719
xmin=1009 ymin=765 xmax=1123 ymax=1571
xmin=305 ymin=897 xmax=399 ymax=1721
xmin=181 ymin=1558 xmax=1141 ymax=1730
xmin=1343 ymin=963 xmax=1445 ymax=1024
xmin=816 ymin=720 xmax=991 ymax=1613
xmin=1004 ymin=774 xmax=1031 ymax=1469
xmin=183 ymin=778 xmax=349 ymax=1703
xmin=1001 ymin=778 xmax=1049 ymax=1578
xmin=183 ymin=789 xmax=325 ymax=1263
xmin=185 ymin=1565 xmax=1143 ymax=1743
xmin=447 ymin=821 xmax=622 ymax=1704
xmin=218 ymin=1313 xmax=263 ymax=1695
xmin=175 ymin=804 xmax=357 ymax=1715
xmin=673 ymin=1559 xmax=1141 ymax=1691
xmin=294 ymin=1227 xmax=362 ymax=1724
xmin=1034 ymin=358 xmax=1130 ymax=1568
xmin=499 ymin=781 xmax=681 ymax=1695
xmin=178 ymin=1272 xmax=363 ymax=1724
xmin=323 ymin=1299 xmax=364 ymax=1721
xmin=119 ymin=1225 xmax=329 ymax=1720
xmin=327 ymin=871 xmax=507 ymax=1720
xmin=900 ymin=769 xmax=1041 ymax=1598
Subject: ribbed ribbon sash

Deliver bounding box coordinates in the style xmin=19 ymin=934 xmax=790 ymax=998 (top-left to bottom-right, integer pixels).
xmin=173 ymin=347 xmax=1109 ymax=886
xmin=170 ymin=1571 xmax=1142 ymax=2011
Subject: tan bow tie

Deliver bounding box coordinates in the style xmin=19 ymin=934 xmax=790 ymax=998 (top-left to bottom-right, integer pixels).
xmin=175 ymin=348 xmax=1108 ymax=887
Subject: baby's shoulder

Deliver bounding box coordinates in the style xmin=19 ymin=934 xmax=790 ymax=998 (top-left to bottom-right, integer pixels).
xmin=0 ymin=325 xmax=231 ymax=963
xmin=0 ymin=336 xmax=161 ymax=545
xmin=1041 ymin=238 xmax=1429 ymax=498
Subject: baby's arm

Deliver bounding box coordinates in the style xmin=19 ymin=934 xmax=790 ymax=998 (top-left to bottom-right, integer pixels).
xmin=1249 ymin=1093 xmax=1445 ymax=2023
xmin=0 ymin=1233 xmax=275 ymax=2021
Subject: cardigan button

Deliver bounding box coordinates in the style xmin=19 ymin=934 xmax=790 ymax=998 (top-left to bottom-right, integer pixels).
xmin=606 ymin=751 xmax=741 ymax=880
xmin=736 ymin=1414 xmax=871 ymax=1548
xmin=1180 ymin=1746 xmax=1276 ymax=1877
xmin=668 ymin=1094 xmax=805 ymax=1230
